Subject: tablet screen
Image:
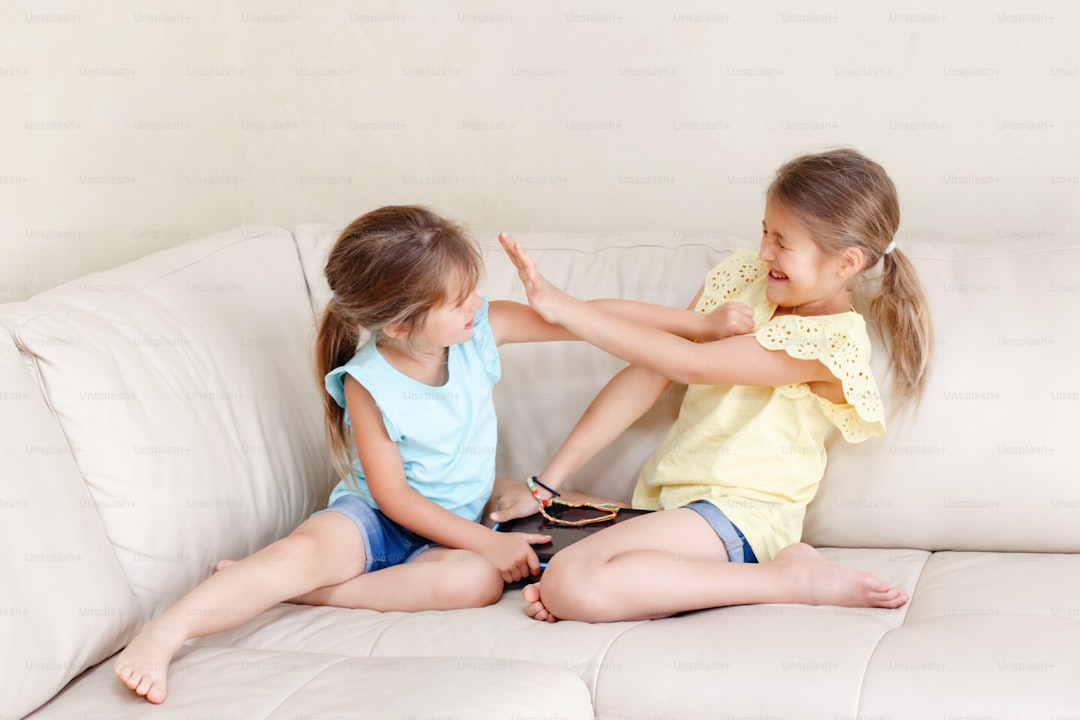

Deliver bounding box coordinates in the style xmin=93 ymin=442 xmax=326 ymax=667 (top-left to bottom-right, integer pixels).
xmin=495 ymin=507 xmax=653 ymax=565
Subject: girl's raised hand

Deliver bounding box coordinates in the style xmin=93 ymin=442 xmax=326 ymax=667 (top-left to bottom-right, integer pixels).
xmin=498 ymin=232 xmax=570 ymax=324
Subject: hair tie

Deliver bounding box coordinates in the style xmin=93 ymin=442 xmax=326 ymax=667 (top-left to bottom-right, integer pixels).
xmin=332 ymin=290 xmax=342 ymax=304
xmin=883 ymin=239 xmax=897 ymax=256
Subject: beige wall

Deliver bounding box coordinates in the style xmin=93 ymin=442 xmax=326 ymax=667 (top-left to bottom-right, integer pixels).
xmin=2 ymin=0 xmax=1078 ymax=302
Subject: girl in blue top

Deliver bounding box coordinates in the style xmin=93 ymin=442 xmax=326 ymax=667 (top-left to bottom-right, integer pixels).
xmin=115 ymin=205 xmax=736 ymax=704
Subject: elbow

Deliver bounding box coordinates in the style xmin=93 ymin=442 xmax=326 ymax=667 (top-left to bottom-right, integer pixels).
xmin=368 ymin=486 xmax=413 ymax=524
xmin=661 ymin=356 xmax=710 ymax=386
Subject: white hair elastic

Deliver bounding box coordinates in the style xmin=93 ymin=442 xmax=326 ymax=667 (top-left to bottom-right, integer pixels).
xmin=883 ymin=239 xmax=897 ymax=255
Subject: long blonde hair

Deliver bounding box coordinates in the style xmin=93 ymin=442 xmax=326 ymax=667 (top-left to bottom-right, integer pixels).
xmin=314 ymin=205 xmax=482 ymax=480
xmin=767 ymin=148 xmax=933 ymax=408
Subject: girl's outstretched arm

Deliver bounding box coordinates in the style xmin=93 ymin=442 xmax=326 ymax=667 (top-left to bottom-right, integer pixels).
xmin=499 ymin=234 xmax=836 ymax=389
xmin=489 ymin=233 xmax=753 ymax=346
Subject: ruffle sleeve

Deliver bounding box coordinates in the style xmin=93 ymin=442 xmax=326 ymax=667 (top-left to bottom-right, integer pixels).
xmin=469 ymin=298 xmax=501 ymax=384
xmin=694 ymin=249 xmax=774 ymax=328
xmin=754 ymin=312 xmax=886 ymax=442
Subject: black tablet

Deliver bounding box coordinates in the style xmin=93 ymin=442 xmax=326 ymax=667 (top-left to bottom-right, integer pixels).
xmin=494 ymin=505 xmax=654 ymax=568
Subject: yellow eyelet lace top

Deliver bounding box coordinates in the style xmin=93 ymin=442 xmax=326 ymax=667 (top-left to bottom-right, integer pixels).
xmin=632 ymin=249 xmax=886 ymax=561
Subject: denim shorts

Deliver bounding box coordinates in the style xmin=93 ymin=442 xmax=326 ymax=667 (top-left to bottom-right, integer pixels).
xmin=684 ymin=500 xmax=758 ymax=563
xmin=313 ymin=494 xmax=434 ymax=573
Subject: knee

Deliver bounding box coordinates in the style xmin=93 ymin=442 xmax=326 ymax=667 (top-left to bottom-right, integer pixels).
xmin=434 ymin=551 xmax=504 ymax=609
xmin=538 ymin=556 xmax=611 ymax=622
xmin=275 ymin=531 xmax=363 ymax=587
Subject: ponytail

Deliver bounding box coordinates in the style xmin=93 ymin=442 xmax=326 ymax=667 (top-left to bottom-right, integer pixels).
xmin=868 ymin=247 xmax=933 ymax=409
xmin=769 ymin=148 xmax=933 ymax=410
xmin=314 ymin=302 xmax=363 ymax=482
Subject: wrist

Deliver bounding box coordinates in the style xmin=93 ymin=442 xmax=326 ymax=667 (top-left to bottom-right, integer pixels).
xmin=694 ymin=312 xmax=711 ymax=341
xmin=527 ymin=475 xmax=561 ymax=503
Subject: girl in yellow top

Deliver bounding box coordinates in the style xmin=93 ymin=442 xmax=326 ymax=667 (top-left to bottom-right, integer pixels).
xmin=495 ymin=148 xmax=933 ymax=623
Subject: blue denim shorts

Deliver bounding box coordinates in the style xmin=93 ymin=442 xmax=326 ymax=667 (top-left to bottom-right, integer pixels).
xmin=313 ymin=494 xmax=434 ymax=573
xmin=684 ymin=500 xmax=758 ymax=563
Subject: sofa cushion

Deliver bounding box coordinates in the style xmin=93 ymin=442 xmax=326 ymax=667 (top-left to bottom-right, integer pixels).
xmin=3 ymin=227 xmax=335 ymax=618
xmin=0 ymin=336 xmax=143 ymax=718
xmin=183 ymin=547 xmax=1080 ymax=718
xmin=806 ymin=241 xmax=1080 ymax=552
xmin=859 ymin=551 xmax=1080 ymax=717
xmin=25 ymin=648 xmax=594 ymax=719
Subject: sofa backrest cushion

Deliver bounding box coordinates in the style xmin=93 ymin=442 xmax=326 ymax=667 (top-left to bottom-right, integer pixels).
xmin=298 ymin=224 xmax=1080 ymax=553
xmin=804 ymin=241 xmax=1080 ymax=552
xmin=0 ymin=336 xmax=142 ymax=717
xmin=4 ymin=227 xmax=335 ymax=619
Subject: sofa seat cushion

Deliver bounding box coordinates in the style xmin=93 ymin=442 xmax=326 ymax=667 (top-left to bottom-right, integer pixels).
xmin=26 ymin=647 xmax=594 ymax=719
xmin=175 ymin=548 xmax=1080 ymax=719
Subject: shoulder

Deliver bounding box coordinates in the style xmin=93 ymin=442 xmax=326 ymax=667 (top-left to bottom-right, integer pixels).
xmin=460 ymin=297 xmax=501 ymax=383
xmin=696 ymin=249 xmax=772 ymax=319
xmin=755 ymin=311 xmax=885 ymax=434
xmin=324 ymin=342 xmax=379 ymax=407
xmin=754 ymin=311 xmax=871 ymax=371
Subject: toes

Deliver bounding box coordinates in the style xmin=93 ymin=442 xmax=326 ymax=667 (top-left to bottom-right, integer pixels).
xmin=868 ymin=585 xmax=908 ymax=608
xmin=521 ymin=583 xmax=541 ymax=603
xmin=134 ymin=674 xmax=154 ymax=697
xmin=146 ymin=684 xmax=167 ymax=704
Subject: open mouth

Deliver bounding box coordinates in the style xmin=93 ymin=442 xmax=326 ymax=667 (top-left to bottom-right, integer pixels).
xmin=769 ymin=269 xmax=788 ymax=280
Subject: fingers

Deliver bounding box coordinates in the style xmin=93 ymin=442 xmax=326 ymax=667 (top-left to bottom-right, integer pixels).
xmin=489 ymin=496 xmax=537 ymax=524
xmin=526 ymin=533 xmax=553 ymax=545
xmin=497 ymin=232 xmax=524 ymax=267
xmin=498 ymin=232 xmax=540 ymax=287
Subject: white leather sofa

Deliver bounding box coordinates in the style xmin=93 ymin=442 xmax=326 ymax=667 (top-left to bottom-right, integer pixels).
xmin=4 ymin=223 xmax=1079 ymax=719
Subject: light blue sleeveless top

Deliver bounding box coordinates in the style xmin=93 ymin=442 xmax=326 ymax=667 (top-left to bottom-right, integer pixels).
xmin=324 ymin=299 xmax=501 ymax=522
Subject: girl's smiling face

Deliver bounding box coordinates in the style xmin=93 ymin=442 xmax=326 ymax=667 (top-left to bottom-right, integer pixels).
xmin=758 ymin=199 xmax=858 ymax=316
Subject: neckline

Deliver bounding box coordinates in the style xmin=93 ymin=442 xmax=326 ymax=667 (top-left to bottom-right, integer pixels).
xmin=371 ymin=342 xmax=455 ymax=389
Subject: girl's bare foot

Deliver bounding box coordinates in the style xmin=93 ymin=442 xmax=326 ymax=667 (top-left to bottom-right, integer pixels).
xmin=773 ymin=543 xmax=908 ymax=608
xmin=521 ymin=582 xmax=559 ymax=623
xmin=113 ymin=620 xmax=186 ymax=704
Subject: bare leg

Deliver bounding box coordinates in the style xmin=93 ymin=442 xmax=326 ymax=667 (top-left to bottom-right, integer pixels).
xmin=113 ymin=512 xmax=365 ymax=704
xmin=525 ymin=508 xmax=907 ymax=623
xmin=289 ymin=546 xmax=504 ymax=611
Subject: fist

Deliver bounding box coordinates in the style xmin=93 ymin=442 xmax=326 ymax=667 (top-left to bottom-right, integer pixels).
xmin=702 ymin=301 xmax=754 ymax=340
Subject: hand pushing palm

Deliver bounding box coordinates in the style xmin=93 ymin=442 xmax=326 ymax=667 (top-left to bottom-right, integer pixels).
xmin=498 ymin=233 xmax=569 ymax=324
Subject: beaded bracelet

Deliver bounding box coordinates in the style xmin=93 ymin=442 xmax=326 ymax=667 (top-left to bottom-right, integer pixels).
xmin=526 ymin=476 xmax=620 ymax=526
xmin=529 ymin=475 xmax=561 ymax=501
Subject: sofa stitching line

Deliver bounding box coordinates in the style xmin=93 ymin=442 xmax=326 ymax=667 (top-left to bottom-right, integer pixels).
xmin=248 ymin=652 xmax=350 ymax=718
xmin=589 ymin=620 xmax=650 ymax=712
xmin=852 ymin=549 xmax=934 ymax=718
xmin=8 ymin=228 xmax=285 ymax=332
